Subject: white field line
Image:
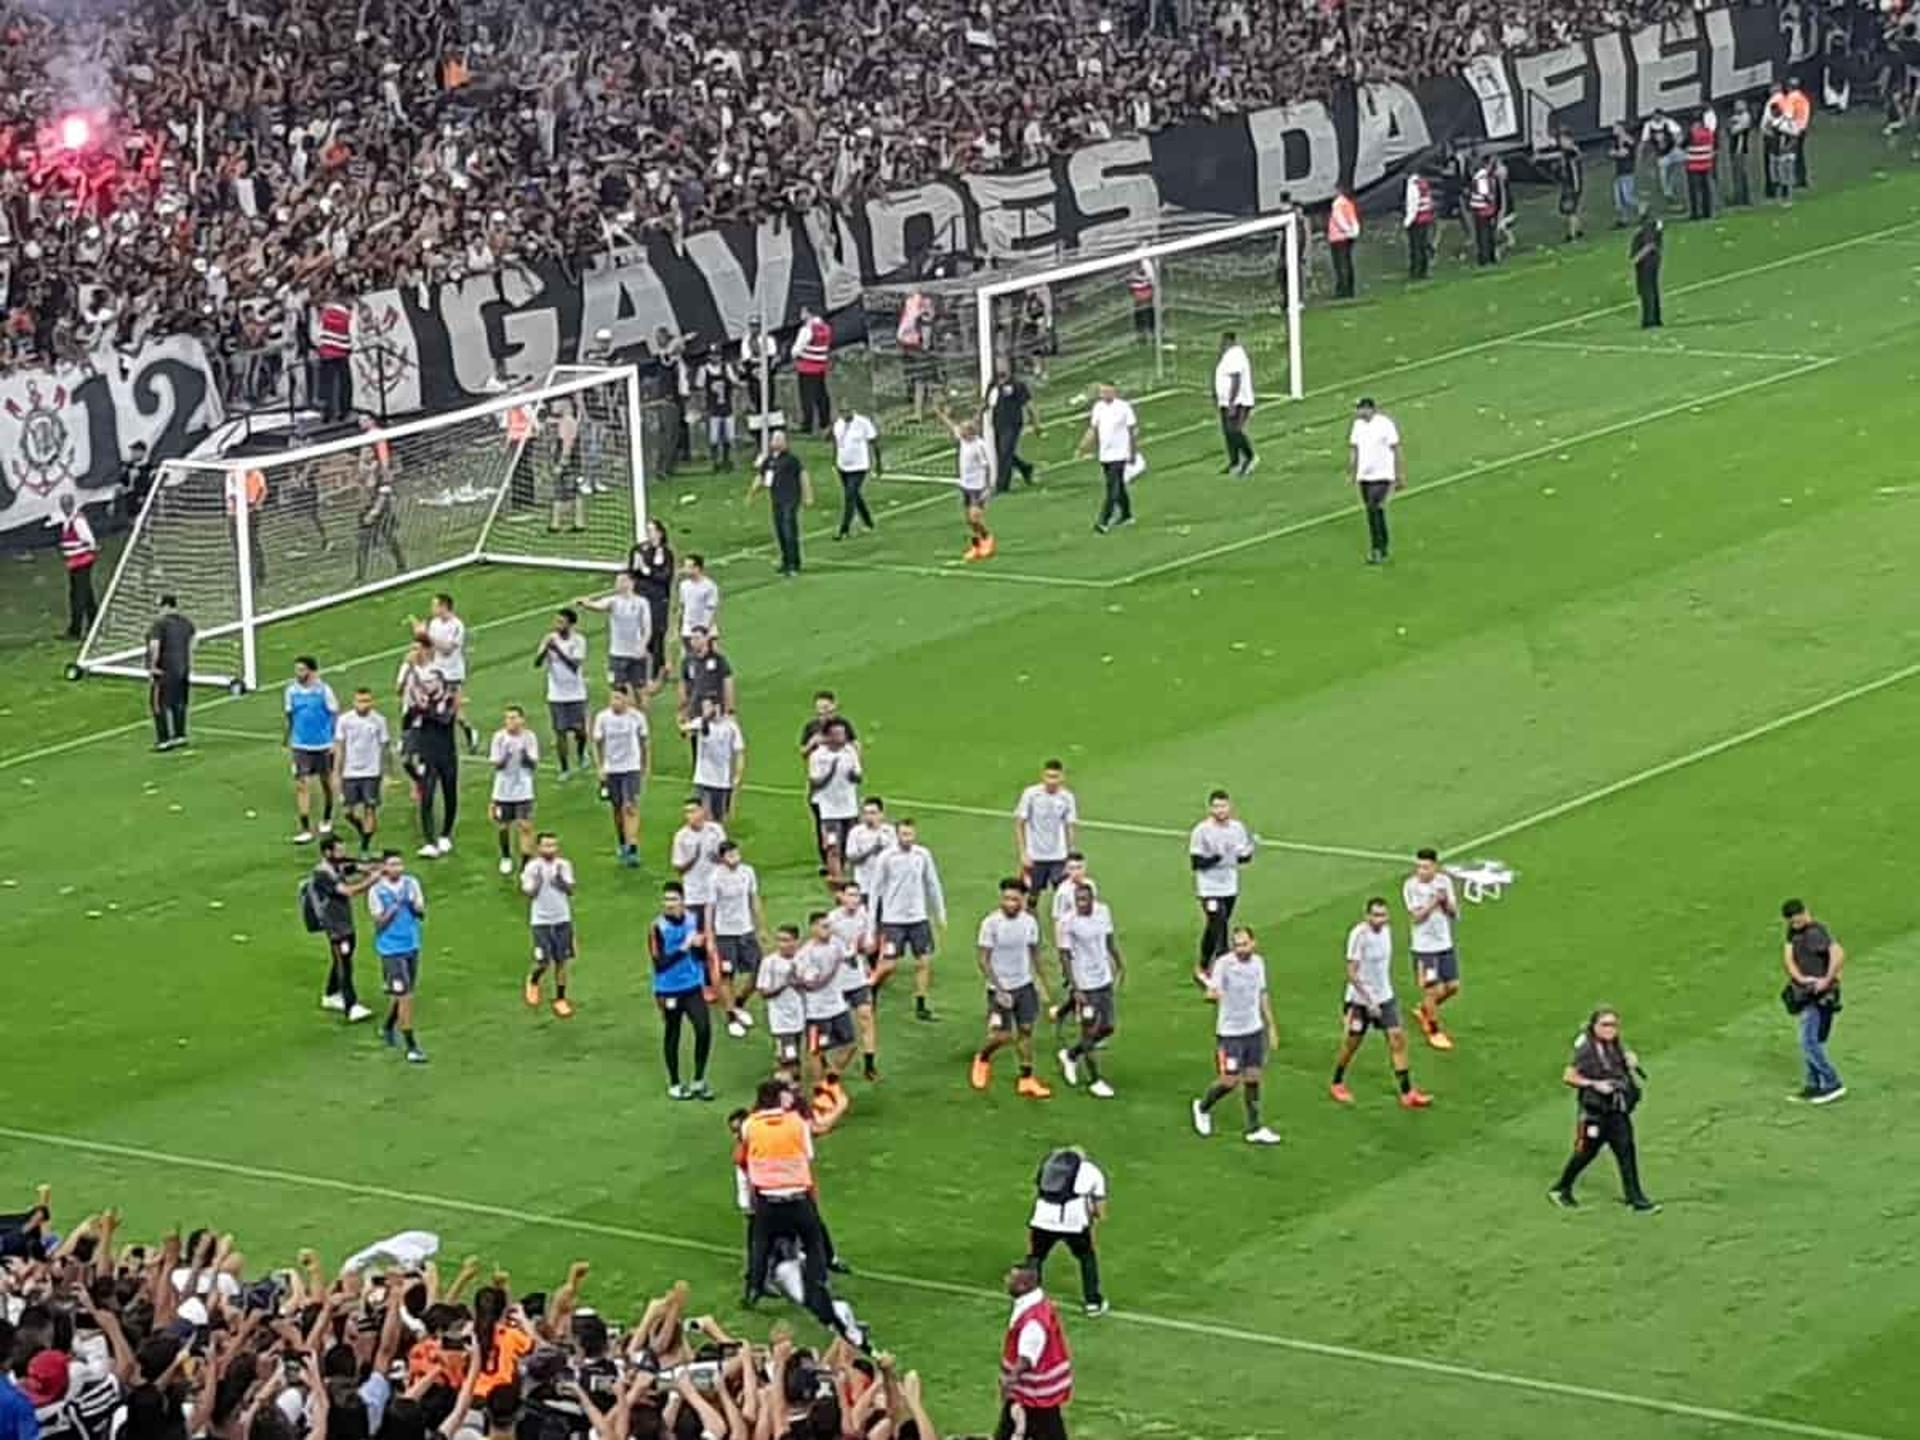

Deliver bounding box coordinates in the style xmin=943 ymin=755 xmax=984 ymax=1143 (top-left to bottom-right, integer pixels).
xmin=1112 ymin=355 xmax=1838 ymax=588
xmin=0 ymin=1125 xmax=1891 ymax=1440
xmin=1510 ymin=339 xmax=1829 ymax=365
xmin=1448 ymin=659 xmax=1920 ymax=856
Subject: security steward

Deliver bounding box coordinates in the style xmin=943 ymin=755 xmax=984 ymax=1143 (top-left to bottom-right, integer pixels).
xmin=1327 ymin=187 xmax=1360 ymax=299
xmin=1630 ymin=211 xmax=1663 ymax=329
xmin=1684 ymin=111 xmax=1716 ymax=219
xmin=740 ymin=1077 xmax=847 ymax=1333
xmin=1548 ymin=1008 xmax=1659 ymax=1213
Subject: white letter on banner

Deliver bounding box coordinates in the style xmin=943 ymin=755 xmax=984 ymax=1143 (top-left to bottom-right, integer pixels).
xmin=1591 ymin=30 xmax=1630 ymax=127
xmin=579 ymin=256 xmax=680 ymax=356
xmin=1630 ymin=13 xmax=1703 ymax=114
xmin=1512 ymin=41 xmax=1591 ymax=129
xmin=1350 ymin=83 xmax=1432 ymax=190
xmin=962 ymin=168 xmax=1059 ymax=263
xmin=685 ymin=225 xmax=794 ymax=338
xmin=1065 ymin=137 xmax=1157 ymax=253
xmin=799 ymin=209 xmax=865 ymax=315
xmin=1705 ymin=8 xmax=1773 ymax=98
xmin=862 ymin=183 xmax=966 ymax=279
xmin=495 ymin=266 xmax=560 ymax=379
xmin=1249 ymin=101 xmax=1339 ymax=210
xmin=438 ymin=274 xmax=502 ymax=396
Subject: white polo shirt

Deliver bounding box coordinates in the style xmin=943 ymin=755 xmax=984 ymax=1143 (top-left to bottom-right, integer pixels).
xmin=1213 ymin=345 xmax=1254 ymax=408
xmin=958 ymin=435 xmax=994 ymax=494
xmin=1349 ymin=413 xmax=1400 ymax=481
xmin=1089 ymin=397 xmax=1137 ymax=463
xmin=1028 ymin=1157 xmax=1108 ymax=1235
xmin=833 ymin=414 xmax=878 ymax=472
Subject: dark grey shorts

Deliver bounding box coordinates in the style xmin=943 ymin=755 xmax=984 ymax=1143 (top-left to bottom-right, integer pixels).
xmin=608 ymin=656 xmax=652 ymax=692
xmin=843 ymin=985 xmax=873 ymax=1010
xmin=1076 ymin=984 xmax=1115 ymax=1032
xmin=1026 ymin=858 xmax=1068 ymax=894
xmin=342 ymin=776 xmax=381 ymax=808
xmin=881 ymin=921 xmax=935 ymax=958
xmin=604 ymin=770 xmax=640 ymax=809
xmin=492 ymin=798 xmax=534 ymax=823
xmin=988 ymin=982 xmax=1040 ymax=1032
xmin=773 ymin=1030 xmax=803 ymax=1066
xmin=715 ymin=931 xmax=762 ymax=977
xmin=292 ymin=748 xmax=334 ymax=778
xmin=1415 ymin=949 xmax=1460 ymax=986
xmin=533 ymin=922 xmax=576 ymax=964
xmin=808 ymin=1011 xmax=857 ymax=1052
xmin=1344 ymin=997 xmax=1403 ymax=1034
xmin=1215 ymin=1030 xmax=1267 ymax=1076
xmin=549 ymin=699 xmax=588 ymax=734
xmin=379 ymin=949 xmax=420 ymax=997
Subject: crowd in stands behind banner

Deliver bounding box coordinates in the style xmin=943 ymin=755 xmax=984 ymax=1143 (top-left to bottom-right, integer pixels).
xmin=8 ymin=0 xmax=1901 ymax=389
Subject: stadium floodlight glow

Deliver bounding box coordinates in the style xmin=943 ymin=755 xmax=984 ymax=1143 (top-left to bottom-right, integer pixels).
xmin=72 ymin=364 xmax=646 ymax=693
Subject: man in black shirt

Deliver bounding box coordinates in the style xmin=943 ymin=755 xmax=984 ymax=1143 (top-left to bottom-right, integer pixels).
xmin=677 ymin=629 xmax=737 ymax=723
xmin=309 ymin=836 xmax=376 ymax=1022
xmin=145 ymin=594 xmax=196 ymax=750
xmin=747 ymin=431 xmax=813 ymax=576
xmin=1629 ymin=212 xmax=1662 ymax=329
xmin=1781 ymin=899 xmax=1846 ymax=1103
xmin=1553 ymin=129 xmax=1584 ymax=242
xmin=696 ymin=350 xmax=740 ymax=472
xmin=986 ymin=360 xmax=1040 ymax=493
xmin=1608 ymin=122 xmax=1637 ymax=226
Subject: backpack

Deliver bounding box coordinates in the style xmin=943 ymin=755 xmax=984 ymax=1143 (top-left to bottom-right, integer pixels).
xmin=1035 ymin=1148 xmax=1082 ymax=1205
xmin=297 ymin=876 xmax=326 ymax=933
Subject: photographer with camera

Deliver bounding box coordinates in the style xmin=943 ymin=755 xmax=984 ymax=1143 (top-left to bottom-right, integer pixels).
xmin=1548 ymin=1008 xmax=1659 ymax=1213
xmin=1781 ymin=899 xmax=1846 ymax=1104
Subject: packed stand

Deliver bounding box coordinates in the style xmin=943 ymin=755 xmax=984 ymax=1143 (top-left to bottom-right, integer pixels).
xmin=0 ymin=1193 xmax=949 ymax=1440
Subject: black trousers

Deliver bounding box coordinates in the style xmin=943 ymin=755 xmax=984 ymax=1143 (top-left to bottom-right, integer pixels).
xmin=1330 ymin=240 xmax=1355 ymax=298
xmin=1360 ymin=479 xmax=1393 ymax=555
xmin=796 ymin=373 xmax=831 ymax=432
xmin=1636 ymin=265 xmax=1662 ymax=328
xmin=995 ymin=1401 xmax=1068 ymax=1440
xmin=1095 ymin=461 xmax=1131 ymax=529
xmin=414 ymin=752 xmax=458 ymax=840
xmin=150 ymin=671 xmax=189 ymax=744
xmin=1198 ymin=893 xmax=1237 ymax=968
xmin=1685 ymin=169 xmax=1713 ymax=219
xmin=660 ymin=989 xmax=713 ymax=1085
xmin=1028 ymin=1227 xmax=1103 ymax=1306
xmin=1554 ymin=1107 xmax=1650 ymax=1203
xmin=772 ymin=501 xmax=803 ymax=573
xmin=1407 ymin=221 xmax=1433 ymax=278
xmin=1472 ymin=212 xmax=1498 ymax=265
xmin=746 ymin=1194 xmax=840 ymax=1330
xmin=355 ymin=524 xmax=406 ymax=582
xmin=994 ymin=425 xmax=1032 ymax=491
xmin=1729 ymin=146 xmax=1751 ymax=206
xmin=1219 ymin=409 xmax=1254 ymax=468
xmin=66 ymin=565 xmax=97 ymax=638
xmin=317 ymin=356 xmax=351 ymax=421
xmin=836 ymin=470 xmax=874 ymax=535
xmin=324 ymin=933 xmax=359 ymax=1012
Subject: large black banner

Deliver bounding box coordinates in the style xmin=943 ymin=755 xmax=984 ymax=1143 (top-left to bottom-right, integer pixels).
xmin=351 ymin=4 xmax=1789 ymax=417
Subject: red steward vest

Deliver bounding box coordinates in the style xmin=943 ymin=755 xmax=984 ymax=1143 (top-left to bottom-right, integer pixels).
xmin=794 ymin=317 xmax=831 ymax=377
xmin=317 ymin=303 xmax=353 ymax=360
xmin=59 ymin=516 xmax=96 ymax=571
xmin=1127 ymin=266 xmax=1153 ymax=303
xmin=1685 ymin=123 xmax=1715 ymax=173
xmin=1408 ymin=175 xmax=1435 ymax=224
xmin=1468 ymin=169 xmax=1498 ymax=217
xmin=1001 ymin=1295 xmax=1073 ymax=1410
xmin=1327 ymin=194 xmax=1359 ymax=243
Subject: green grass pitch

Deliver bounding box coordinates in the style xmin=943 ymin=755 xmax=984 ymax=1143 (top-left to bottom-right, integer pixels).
xmin=5 ymin=117 xmax=1920 ymax=1440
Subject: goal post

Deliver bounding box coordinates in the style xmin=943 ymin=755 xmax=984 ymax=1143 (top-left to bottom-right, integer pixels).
xmin=73 ymin=363 xmax=645 ymax=693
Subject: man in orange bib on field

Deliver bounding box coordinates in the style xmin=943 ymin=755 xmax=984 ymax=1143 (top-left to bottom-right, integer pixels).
xmin=740 ymin=1078 xmax=858 ymax=1340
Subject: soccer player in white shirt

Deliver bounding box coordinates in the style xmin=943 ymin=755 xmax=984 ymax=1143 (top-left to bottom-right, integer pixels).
xmin=827 ymin=881 xmax=883 ymax=1081
xmin=1331 ymin=897 xmax=1433 ymax=1108
xmin=1076 ymin=383 xmax=1139 ymax=533
xmin=872 ymin=818 xmax=947 ymax=1022
xmin=533 ymin=608 xmax=590 ymax=780
xmin=935 ymin=402 xmax=997 ymax=562
xmin=520 ymin=830 xmax=578 ymax=1017
xmin=670 ymin=796 xmax=729 ymax=936
xmin=1214 ymin=332 xmax=1257 ymax=477
xmin=590 ymin=685 xmax=650 ymax=867
xmin=1191 ymin=926 xmax=1281 ymax=1144
xmin=412 ymin=592 xmax=478 ymax=753
xmin=808 ymin=720 xmax=863 ymax=888
xmin=844 ymin=799 xmax=897 ymax=912
xmin=331 ymin=687 xmax=392 ymax=856
xmin=1348 ymin=396 xmax=1403 ymax=564
xmin=1189 ymin=788 xmax=1256 ymax=983
xmin=1014 ymin=759 xmax=1079 ymax=909
xmin=675 ymin=554 xmax=721 ymax=649
xmin=708 ymin=840 xmax=765 ymax=1037
xmin=577 ymin=570 xmax=655 ymax=698
xmin=757 ymin=925 xmax=809 ymax=1078
xmin=487 ymin=705 xmax=541 ymax=876
xmin=971 ymin=879 xmax=1052 ymax=1099
xmin=681 ymin=695 xmax=747 ymax=823
xmin=1055 ymin=883 xmax=1124 ymax=1099
xmin=1404 ymin=846 xmax=1461 ymax=1050
xmin=798 ymin=912 xmax=859 ymax=1124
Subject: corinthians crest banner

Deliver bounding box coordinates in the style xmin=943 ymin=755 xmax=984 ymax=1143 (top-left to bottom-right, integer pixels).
xmin=0 ymin=338 xmax=225 ymax=534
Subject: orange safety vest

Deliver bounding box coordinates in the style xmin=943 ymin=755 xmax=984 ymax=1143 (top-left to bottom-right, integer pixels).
xmin=1327 ymin=194 xmax=1360 ymax=243
xmin=1784 ymin=89 xmax=1810 ymax=129
xmin=505 ymin=405 xmax=533 ymax=442
xmin=742 ymin=1108 xmax=813 ymax=1193
xmin=227 ymin=468 xmax=267 ymax=513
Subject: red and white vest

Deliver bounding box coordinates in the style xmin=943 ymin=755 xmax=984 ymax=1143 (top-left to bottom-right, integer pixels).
xmin=1468 ymin=167 xmax=1499 ymax=217
xmin=1001 ymin=1294 xmax=1073 ymax=1410
xmin=1684 ymin=123 xmax=1715 ymax=174
xmin=316 ymin=302 xmax=353 ymax=360
xmin=59 ymin=515 xmax=97 ymax=571
xmin=1407 ymin=175 xmax=1435 ymax=225
xmin=794 ymin=317 xmax=832 ymax=377
xmin=1127 ymin=264 xmax=1154 ymax=304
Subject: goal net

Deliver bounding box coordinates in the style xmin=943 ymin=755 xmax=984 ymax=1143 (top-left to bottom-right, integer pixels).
xmin=74 ymin=364 xmax=644 ymax=692
xmin=846 ymin=212 xmax=1303 ymax=463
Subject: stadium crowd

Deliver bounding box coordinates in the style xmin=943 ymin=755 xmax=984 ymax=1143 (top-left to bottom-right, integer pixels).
xmin=0 ymin=1192 xmax=949 ymax=1440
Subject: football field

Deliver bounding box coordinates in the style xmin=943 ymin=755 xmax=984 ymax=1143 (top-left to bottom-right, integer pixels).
xmin=5 ymin=131 xmax=1920 ymax=1440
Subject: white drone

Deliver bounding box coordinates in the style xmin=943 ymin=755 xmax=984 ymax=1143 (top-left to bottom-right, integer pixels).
xmin=1446 ymin=859 xmax=1516 ymax=904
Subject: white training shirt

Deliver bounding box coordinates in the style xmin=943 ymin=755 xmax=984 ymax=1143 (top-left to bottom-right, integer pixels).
xmin=978 ymin=908 xmax=1040 ymax=990
xmin=335 ymin=709 xmax=390 ymax=779
xmin=489 ymin=728 xmax=540 ymax=803
xmin=1213 ymin=344 xmax=1255 ymax=408
xmin=1189 ymin=817 xmax=1255 ymax=899
xmin=1208 ymin=951 xmax=1268 ymax=1037
xmin=1404 ymin=871 xmax=1457 ymax=953
xmin=426 ymin=615 xmax=467 ymax=682
xmin=1349 ymin=413 xmax=1401 ymax=482
xmin=1058 ymin=903 xmax=1116 ymax=991
xmin=833 ymin=414 xmax=878 ymax=472
xmin=872 ymin=843 xmax=946 ymax=926
xmin=592 ymin=706 xmax=648 ymax=774
xmin=544 ymin=631 xmax=588 ymax=704
xmin=678 ymin=574 xmax=720 ymax=636
xmin=1088 ymin=397 xmax=1138 ymax=463
xmin=826 ymin=904 xmax=875 ymax=990
xmin=607 ymin=594 xmax=651 ymax=660
xmin=1029 ymin=1156 xmax=1107 ymax=1235
xmin=692 ymin=716 xmax=746 ymax=789
xmin=845 ymin=820 xmax=897 ymax=899
xmin=957 ymin=434 xmax=994 ymax=493
xmin=708 ymin=861 xmax=759 ymax=937
xmin=1015 ymin=784 xmax=1078 ymax=863
xmin=521 ymin=856 xmax=574 ymax=926
xmin=798 ymin=938 xmax=850 ymax=1020
xmin=758 ymin=949 xmax=807 ymax=1034
xmin=1052 ymin=873 xmax=1096 ymax=924
xmin=671 ymin=821 xmax=727 ymax=905
xmin=1344 ymin=920 xmax=1394 ymax=1007
xmin=808 ymin=743 xmax=863 ymax=821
